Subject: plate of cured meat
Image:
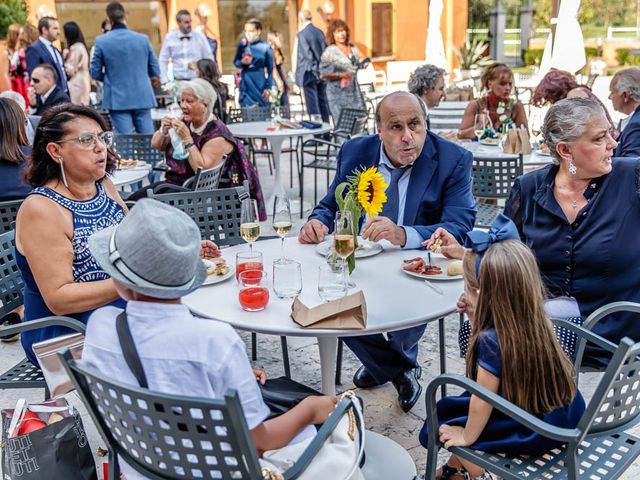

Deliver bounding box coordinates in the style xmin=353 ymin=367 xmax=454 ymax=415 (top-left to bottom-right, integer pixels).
xmin=402 ymin=256 xmax=463 ymax=281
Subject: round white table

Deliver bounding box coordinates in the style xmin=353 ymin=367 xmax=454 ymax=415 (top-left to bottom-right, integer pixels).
xmin=111 ymin=165 xmax=151 ymax=189
xmin=184 ymin=238 xmax=462 ymax=395
xmin=227 ymin=121 xmax=333 ymax=212
xmin=463 ymin=142 xmax=553 ymax=169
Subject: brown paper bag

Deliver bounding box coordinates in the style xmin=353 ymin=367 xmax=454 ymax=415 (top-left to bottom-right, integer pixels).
xmin=291 ymin=291 xmax=367 ymax=329
xmin=502 ymin=128 xmax=519 ymax=154
xmin=517 ymin=127 xmax=532 ymax=154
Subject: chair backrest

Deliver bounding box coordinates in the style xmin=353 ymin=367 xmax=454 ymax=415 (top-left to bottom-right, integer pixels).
xmin=147 ymin=188 xmax=247 ymax=246
xmin=98 ymin=110 xmax=113 ymax=131
xmin=586 ymin=73 xmax=599 ymax=89
xmin=185 ymin=163 xmax=225 ymax=191
xmin=60 ymin=352 xmax=263 ymax=480
xmin=113 ymin=134 xmax=165 ymax=167
xmin=241 ymin=106 xmax=272 ymax=122
xmin=0 ymin=230 xmax=24 ymax=318
xmin=0 ymin=199 xmax=22 ymax=233
xmin=226 ymin=107 xmax=243 ymax=124
xmin=335 ymin=108 xmax=368 ymax=136
xmin=577 ymin=337 xmax=640 ymax=436
xmin=471 ymin=154 xmax=523 ymax=199
xmin=359 ymin=82 xmax=376 ymax=94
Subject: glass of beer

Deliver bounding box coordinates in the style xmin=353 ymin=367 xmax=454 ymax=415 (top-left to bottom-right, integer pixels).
xmin=238 ymin=270 xmax=269 ymax=311
xmin=236 ymin=251 xmax=263 ymax=281
xmin=272 ymin=194 xmax=292 ymax=260
xmin=333 ymin=210 xmax=355 ymax=288
xmin=240 ymin=198 xmax=260 ymax=252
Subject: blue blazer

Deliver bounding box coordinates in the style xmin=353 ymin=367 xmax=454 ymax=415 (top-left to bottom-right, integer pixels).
xmin=614 ymin=106 xmax=640 ymax=158
xmin=90 ymin=24 xmax=159 ymax=111
xmin=25 ymin=40 xmax=67 ymax=92
xmin=295 ymin=24 xmax=326 ymax=87
xmin=309 ymin=133 xmax=477 ymax=243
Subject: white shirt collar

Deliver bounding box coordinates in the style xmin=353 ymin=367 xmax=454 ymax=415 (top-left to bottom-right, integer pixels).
xmin=39 ymin=36 xmax=53 ymax=48
xmin=41 ymin=84 xmax=57 ymax=102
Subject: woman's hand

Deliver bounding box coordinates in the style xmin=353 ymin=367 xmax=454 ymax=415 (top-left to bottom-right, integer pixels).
xmin=252 ymin=368 xmax=267 ymax=385
xmin=171 ymin=118 xmax=192 ymax=144
xmin=423 ymin=228 xmax=465 ymax=259
xmin=261 ymin=89 xmax=270 ymax=101
xmin=160 ymin=117 xmax=173 ymax=135
xmin=457 ymin=292 xmax=476 ymax=322
xmin=199 ymin=240 xmax=221 ymax=259
xmin=439 ymin=424 xmax=470 ymax=449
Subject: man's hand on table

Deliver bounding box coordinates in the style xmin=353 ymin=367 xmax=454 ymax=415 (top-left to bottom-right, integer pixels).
xmin=423 ymin=227 xmax=465 ymax=259
xmin=361 ymin=216 xmax=406 ymax=246
xmin=298 ymin=220 xmax=329 ymax=244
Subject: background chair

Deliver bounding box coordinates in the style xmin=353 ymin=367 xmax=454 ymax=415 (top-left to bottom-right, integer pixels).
xmin=424 ymin=332 xmax=640 ymax=480
xmin=182 ymin=164 xmax=225 ymax=191
xmin=61 ymin=350 xmax=417 ymax=480
xmin=0 ymin=198 xmax=22 ymax=233
xmin=471 ymin=153 xmax=523 ymax=228
xmin=112 ymin=133 xmax=166 ymax=174
xmin=0 ymin=230 xmax=86 ymax=399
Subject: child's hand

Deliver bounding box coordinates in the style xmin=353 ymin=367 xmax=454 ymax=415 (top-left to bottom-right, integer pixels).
xmin=422 ymin=228 xmax=464 ymax=259
xmin=302 ymin=396 xmax=337 ymax=424
xmin=252 ymin=368 xmax=266 ymax=385
xmin=439 ymin=424 xmax=470 ymax=448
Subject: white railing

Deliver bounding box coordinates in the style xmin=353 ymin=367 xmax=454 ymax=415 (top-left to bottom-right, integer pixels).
xmin=607 ymin=27 xmax=640 ymax=39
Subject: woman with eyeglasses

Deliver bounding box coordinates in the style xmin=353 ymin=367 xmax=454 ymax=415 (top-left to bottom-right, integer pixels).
xmin=15 ymin=103 xmax=222 ymax=366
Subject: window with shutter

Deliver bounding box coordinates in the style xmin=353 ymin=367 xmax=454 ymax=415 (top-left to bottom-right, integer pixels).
xmin=371 ymin=3 xmax=393 ymax=58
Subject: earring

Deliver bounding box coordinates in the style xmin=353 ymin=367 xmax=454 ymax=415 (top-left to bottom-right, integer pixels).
xmin=568 ymin=160 xmax=577 ymax=175
xmin=58 ymin=157 xmax=69 ymax=187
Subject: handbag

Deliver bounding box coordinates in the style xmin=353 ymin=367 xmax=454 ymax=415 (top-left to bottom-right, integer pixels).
xmin=260 ymin=391 xmax=365 ymax=480
xmin=1 ymin=398 xmax=97 ymax=480
xmin=260 ymin=376 xmax=323 ymax=419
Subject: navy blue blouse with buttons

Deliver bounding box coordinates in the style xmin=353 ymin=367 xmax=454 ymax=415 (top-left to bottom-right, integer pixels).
xmin=504 ymin=158 xmax=640 ymax=367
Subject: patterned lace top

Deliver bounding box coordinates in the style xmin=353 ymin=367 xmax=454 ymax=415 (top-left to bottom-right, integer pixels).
xmin=31 ymin=182 xmax=125 ymax=282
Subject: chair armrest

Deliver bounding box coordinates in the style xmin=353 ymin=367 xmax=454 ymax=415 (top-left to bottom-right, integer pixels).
xmin=583 ymin=301 xmax=640 ymax=330
xmin=0 ymin=315 xmax=87 ymax=337
xmin=301 ymin=138 xmax=341 ymax=149
xmin=283 ymin=399 xmax=358 ymax=479
xmin=424 ymin=373 xmax=580 ymax=444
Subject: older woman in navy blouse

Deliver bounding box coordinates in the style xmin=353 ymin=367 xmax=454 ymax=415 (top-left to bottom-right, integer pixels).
xmin=428 ymin=97 xmax=639 ymax=367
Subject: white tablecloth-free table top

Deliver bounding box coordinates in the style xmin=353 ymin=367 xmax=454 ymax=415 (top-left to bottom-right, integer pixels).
xmin=463 ymin=143 xmax=553 ymax=168
xmin=111 ymin=165 xmax=151 ymax=188
xmin=184 ymin=238 xmax=461 ymax=394
xmin=227 ymin=121 xmax=333 ymax=141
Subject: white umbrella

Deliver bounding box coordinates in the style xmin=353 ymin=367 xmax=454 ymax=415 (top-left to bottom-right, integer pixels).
xmin=540 ymin=0 xmax=586 ymax=75
xmin=425 ymin=0 xmax=448 ymax=70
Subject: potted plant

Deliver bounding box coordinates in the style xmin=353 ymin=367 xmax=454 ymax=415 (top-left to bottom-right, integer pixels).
xmin=454 ymin=38 xmax=491 ymax=79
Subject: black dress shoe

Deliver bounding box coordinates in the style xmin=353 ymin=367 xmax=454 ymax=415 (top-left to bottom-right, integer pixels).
xmin=352 ymin=366 xmax=383 ymax=389
xmin=392 ymin=367 xmax=423 ymax=413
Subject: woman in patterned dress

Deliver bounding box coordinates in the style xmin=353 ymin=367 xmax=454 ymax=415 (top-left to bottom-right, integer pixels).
xmin=319 ymin=19 xmax=366 ymax=125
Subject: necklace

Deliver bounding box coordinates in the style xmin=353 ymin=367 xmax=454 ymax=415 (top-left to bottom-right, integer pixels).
xmin=556 ymin=180 xmax=591 ymax=210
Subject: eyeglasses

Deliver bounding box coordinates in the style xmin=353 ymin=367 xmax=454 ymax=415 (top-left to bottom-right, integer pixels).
xmin=56 ymin=131 xmax=114 ymax=149
xmin=31 ymin=78 xmax=41 ymax=84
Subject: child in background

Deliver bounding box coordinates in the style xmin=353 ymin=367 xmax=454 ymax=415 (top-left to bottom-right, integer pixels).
xmin=421 ymin=218 xmax=585 ymax=480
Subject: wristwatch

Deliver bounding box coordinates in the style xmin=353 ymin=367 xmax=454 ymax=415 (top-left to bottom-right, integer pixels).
xmin=183 ymin=142 xmax=195 ymax=151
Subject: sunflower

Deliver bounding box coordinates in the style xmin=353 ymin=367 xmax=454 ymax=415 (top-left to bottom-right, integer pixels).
xmin=355 ymin=167 xmax=388 ymax=217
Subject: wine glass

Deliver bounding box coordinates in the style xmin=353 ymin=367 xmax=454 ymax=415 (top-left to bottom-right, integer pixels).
xmin=272 ymin=194 xmax=292 ymax=260
xmin=474 ymin=113 xmax=492 ymax=141
xmin=240 ymin=198 xmax=260 ymax=252
xmin=333 ymin=210 xmax=355 ymax=288
xmin=530 ymin=110 xmax=543 ymax=148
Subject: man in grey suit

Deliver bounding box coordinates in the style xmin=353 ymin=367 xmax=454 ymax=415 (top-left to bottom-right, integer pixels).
xmin=295 ymin=10 xmax=330 ymax=122
xmin=90 ymin=2 xmax=160 ymax=134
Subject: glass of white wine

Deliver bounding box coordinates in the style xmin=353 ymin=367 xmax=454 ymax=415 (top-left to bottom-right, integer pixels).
xmin=333 ymin=210 xmax=355 ymax=288
xmin=272 ymin=194 xmax=292 ymax=260
xmin=474 ymin=113 xmax=492 ymax=141
xmin=240 ymin=198 xmax=260 ymax=252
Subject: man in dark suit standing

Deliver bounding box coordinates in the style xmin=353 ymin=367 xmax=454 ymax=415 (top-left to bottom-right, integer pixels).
xmin=610 ymin=68 xmax=640 ymax=158
xmin=295 ymin=10 xmax=330 ymax=122
xmin=25 ymin=17 xmax=68 ymax=94
xmin=91 ymin=2 xmax=160 ymax=134
xmin=27 ymin=65 xmax=70 ymax=116
xmin=299 ymin=92 xmax=477 ymax=412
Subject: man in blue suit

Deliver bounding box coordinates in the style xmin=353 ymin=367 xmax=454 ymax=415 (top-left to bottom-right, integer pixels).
xmin=610 ymin=68 xmax=640 ymax=158
xmin=26 ymin=17 xmax=68 ymax=94
xmin=295 ymin=10 xmax=330 ymax=122
xmin=90 ymin=2 xmax=160 ymax=134
xmin=299 ymin=92 xmax=476 ymax=412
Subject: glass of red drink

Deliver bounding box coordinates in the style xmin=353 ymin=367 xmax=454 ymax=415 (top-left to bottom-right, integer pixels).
xmin=236 ymin=251 xmax=263 ymax=281
xmin=238 ymin=270 xmax=269 ymax=311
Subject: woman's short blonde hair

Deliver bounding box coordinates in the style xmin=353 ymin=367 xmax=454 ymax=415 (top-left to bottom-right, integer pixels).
xmin=179 ymin=78 xmax=218 ymax=116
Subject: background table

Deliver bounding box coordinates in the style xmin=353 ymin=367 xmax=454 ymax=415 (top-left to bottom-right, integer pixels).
xmin=111 ymin=165 xmax=151 ymax=190
xmin=462 ymin=142 xmax=553 ymax=169
xmin=227 ymin=121 xmax=333 ymax=213
xmin=184 ymin=238 xmax=461 ymax=394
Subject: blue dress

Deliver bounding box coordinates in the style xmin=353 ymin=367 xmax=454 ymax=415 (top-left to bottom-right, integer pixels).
xmin=504 ymin=158 xmax=640 ymax=367
xmin=233 ymin=39 xmax=274 ymax=107
xmin=419 ymin=329 xmax=585 ymax=455
xmin=0 ymin=147 xmax=32 ymax=201
xmin=17 ymin=182 xmax=126 ymax=366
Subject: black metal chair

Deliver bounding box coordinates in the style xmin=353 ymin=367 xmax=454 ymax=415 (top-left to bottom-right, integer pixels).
xmin=424 ymin=332 xmax=640 ymax=480
xmin=471 ymin=154 xmax=523 ymax=228
xmin=0 ymin=230 xmax=86 ymax=399
xmin=112 ymin=133 xmax=166 ymax=172
xmin=98 ymin=110 xmax=113 ymax=131
xmin=0 ymin=199 xmax=22 ymax=233
xmin=60 ymin=350 xmax=368 ymax=480
xmin=178 ymin=164 xmax=225 ymax=192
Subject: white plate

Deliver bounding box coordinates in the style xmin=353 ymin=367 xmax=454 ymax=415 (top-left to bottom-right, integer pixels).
xmin=202 ymin=259 xmax=234 ymax=286
xmin=479 ymin=138 xmax=500 ymax=146
xmin=116 ymin=161 xmax=150 ymax=170
xmin=535 ymin=149 xmax=551 ymax=157
xmin=401 ymin=256 xmax=463 ymax=281
xmin=315 ymin=236 xmax=383 ymax=259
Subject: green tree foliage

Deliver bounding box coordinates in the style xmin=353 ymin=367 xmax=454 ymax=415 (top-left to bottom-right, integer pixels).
xmin=0 ymin=0 xmax=28 ymax=39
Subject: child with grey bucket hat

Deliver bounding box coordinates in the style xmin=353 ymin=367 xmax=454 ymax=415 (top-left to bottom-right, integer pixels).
xmin=82 ymin=199 xmax=336 ymax=477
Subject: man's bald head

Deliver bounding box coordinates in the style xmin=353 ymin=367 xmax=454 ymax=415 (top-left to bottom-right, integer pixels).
xmin=375 ymin=91 xmax=427 ymax=128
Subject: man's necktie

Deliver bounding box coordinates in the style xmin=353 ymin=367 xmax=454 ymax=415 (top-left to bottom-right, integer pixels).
xmin=50 ymin=45 xmax=68 ymax=92
xmin=380 ymin=165 xmax=411 ymax=224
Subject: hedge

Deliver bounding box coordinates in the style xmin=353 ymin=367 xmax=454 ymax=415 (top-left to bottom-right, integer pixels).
xmin=616 ymin=49 xmax=640 ymax=66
